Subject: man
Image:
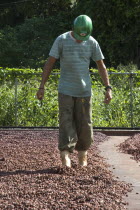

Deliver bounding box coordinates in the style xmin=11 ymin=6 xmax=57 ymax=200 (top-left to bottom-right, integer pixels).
xmin=37 ymin=15 xmax=112 ymax=167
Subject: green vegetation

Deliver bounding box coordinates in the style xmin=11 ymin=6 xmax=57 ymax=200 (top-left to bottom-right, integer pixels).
xmin=0 ymin=67 xmax=139 ymax=128
xmin=0 ymin=0 xmax=140 ymax=68
xmin=0 ymin=1 xmax=140 ymax=127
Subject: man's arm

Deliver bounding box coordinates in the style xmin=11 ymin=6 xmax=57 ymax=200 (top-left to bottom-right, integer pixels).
xmin=96 ymin=60 xmax=112 ymax=104
xmin=37 ymin=56 xmax=57 ymax=100
xmin=39 ymin=56 xmax=57 ymax=88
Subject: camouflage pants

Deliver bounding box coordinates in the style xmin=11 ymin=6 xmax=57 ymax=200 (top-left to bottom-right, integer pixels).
xmin=58 ymin=93 xmax=93 ymax=152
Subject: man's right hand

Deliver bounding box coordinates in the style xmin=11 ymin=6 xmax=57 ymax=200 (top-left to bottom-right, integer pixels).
xmin=36 ymin=88 xmax=44 ymax=100
xmin=36 ymin=56 xmax=57 ymax=101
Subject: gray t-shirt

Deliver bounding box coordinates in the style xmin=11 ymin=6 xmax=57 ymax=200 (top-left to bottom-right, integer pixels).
xmin=49 ymin=31 xmax=104 ymax=97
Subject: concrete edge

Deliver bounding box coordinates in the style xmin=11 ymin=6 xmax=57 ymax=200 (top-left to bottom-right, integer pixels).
xmin=99 ymin=130 xmax=140 ymax=136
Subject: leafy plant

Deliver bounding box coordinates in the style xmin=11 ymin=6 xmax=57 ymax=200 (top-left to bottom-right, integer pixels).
xmin=0 ymin=67 xmax=140 ymax=128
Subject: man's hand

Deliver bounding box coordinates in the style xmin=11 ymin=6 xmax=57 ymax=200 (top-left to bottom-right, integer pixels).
xmin=96 ymin=60 xmax=112 ymax=104
xmin=36 ymin=56 xmax=57 ymax=101
xmin=36 ymin=88 xmax=44 ymax=100
xmin=104 ymin=90 xmax=112 ymax=104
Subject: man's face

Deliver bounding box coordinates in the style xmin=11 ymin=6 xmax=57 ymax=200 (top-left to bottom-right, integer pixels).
xmin=71 ymin=31 xmax=83 ymax=43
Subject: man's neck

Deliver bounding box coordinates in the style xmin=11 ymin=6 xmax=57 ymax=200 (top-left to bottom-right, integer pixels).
xmin=71 ymin=31 xmax=83 ymax=43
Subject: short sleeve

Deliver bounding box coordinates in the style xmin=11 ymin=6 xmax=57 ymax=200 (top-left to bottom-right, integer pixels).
xmin=91 ymin=40 xmax=105 ymax=61
xmin=49 ymin=36 xmax=62 ymax=59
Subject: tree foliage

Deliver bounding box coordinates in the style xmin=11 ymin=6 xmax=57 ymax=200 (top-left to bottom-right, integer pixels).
xmin=0 ymin=0 xmax=73 ymax=27
xmin=73 ymin=0 xmax=140 ymax=67
xmin=0 ymin=0 xmax=139 ymax=68
xmin=0 ymin=0 xmax=73 ymax=68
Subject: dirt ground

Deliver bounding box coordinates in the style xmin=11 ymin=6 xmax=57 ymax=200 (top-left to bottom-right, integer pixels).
xmin=0 ymin=130 xmax=134 ymax=209
xmin=119 ymin=133 xmax=140 ymax=162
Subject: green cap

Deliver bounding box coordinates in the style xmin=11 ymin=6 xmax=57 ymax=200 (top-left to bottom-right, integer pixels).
xmin=73 ymin=15 xmax=93 ymax=41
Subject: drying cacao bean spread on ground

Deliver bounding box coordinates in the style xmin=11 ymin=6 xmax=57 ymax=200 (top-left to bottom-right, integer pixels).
xmin=119 ymin=133 xmax=140 ymax=162
xmin=1 ymin=130 xmax=139 ymax=209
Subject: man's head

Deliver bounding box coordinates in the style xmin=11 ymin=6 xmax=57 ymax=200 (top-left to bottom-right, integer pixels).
xmin=73 ymin=15 xmax=93 ymax=41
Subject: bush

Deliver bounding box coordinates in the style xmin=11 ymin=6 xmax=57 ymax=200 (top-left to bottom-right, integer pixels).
xmin=0 ymin=16 xmax=71 ymax=69
xmin=0 ymin=66 xmax=140 ymax=128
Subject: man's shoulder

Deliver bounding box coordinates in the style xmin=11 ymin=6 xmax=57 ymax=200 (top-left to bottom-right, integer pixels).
xmin=88 ymin=36 xmax=98 ymax=44
xmin=57 ymin=31 xmax=70 ymax=40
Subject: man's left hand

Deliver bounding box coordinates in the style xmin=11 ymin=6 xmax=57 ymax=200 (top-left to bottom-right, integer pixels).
xmin=104 ymin=90 xmax=112 ymax=104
